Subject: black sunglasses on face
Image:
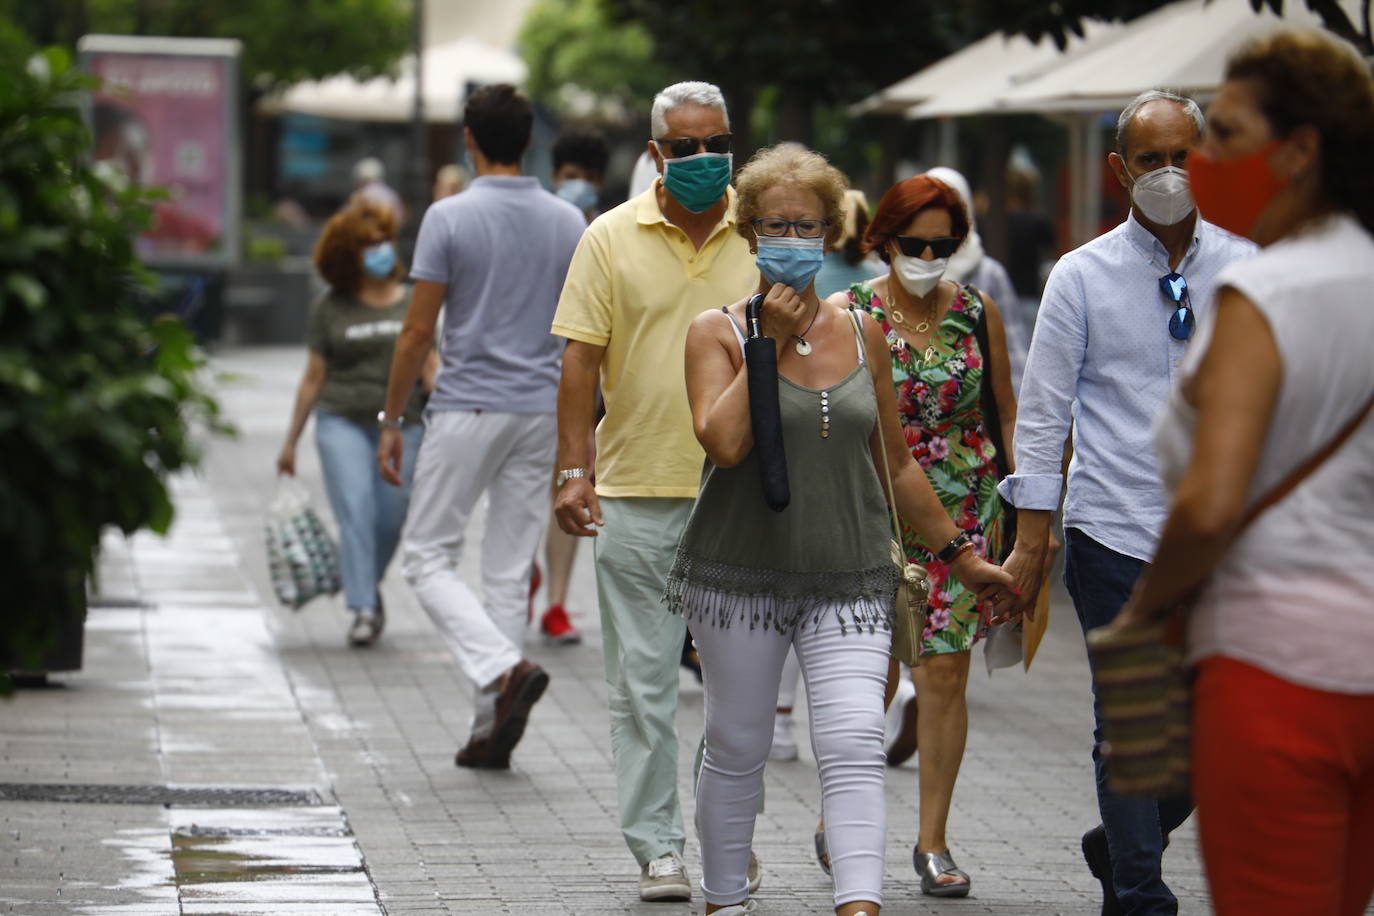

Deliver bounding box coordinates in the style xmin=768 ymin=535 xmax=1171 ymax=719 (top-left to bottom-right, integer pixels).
xmin=893 ymin=235 xmax=961 ymax=259
xmin=654 ymin=133 xmax=733 ymax=159
xmin=1159 ymin=272 xmax=1195 ymax=341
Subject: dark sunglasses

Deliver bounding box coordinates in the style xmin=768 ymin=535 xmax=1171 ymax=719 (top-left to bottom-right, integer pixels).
xmin=894 ymin=235 xmax=961 ymax=259
xmin=654 ymin=133 xmax=733 ymax=159
xmin=1159 ymin=272 xmax=1195 ymax=341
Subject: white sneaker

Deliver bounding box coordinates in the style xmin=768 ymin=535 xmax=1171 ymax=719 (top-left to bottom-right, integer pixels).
xmin=639 ymin=850 xmax=691 ymax=901
xmin=747 ymin=849 xmax=762 ymax=892
xmin=347 ymin=609 xmax=382 ymax=647
xmin=713 ymin=901 xmax=758 ymax=915
xmin=770 ymin=712 xmax=799 ymax=761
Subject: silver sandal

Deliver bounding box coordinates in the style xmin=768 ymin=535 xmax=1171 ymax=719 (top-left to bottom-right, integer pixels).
xmin=914 ymin=848 xmax=971 ymax=898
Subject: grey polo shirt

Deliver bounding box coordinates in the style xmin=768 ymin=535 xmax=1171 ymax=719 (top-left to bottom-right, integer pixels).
xmin=411 ymin=175 xmax=585 ymax=414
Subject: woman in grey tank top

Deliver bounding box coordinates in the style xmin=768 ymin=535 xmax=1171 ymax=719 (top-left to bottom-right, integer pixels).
xmin=665 ymin=145 xmax=1014 ymax=916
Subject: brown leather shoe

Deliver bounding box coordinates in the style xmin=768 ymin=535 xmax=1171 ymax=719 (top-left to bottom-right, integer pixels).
xmin=487 ymin=659 xmax=549 ymax=762
xmin=454 ymin=734 xmax=509 ymax=770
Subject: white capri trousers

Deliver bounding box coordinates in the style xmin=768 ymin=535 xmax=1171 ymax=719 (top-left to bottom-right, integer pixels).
xmin=689 ymin=598 xmax=890 ymax=908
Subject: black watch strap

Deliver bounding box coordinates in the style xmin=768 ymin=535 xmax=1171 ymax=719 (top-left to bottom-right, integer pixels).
xmin=937 ymin=531 xmax=974 ymax=563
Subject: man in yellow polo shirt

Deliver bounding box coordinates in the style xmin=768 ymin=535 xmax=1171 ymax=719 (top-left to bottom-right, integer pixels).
xmin=551 ymin=81 xmax=755 ymax=903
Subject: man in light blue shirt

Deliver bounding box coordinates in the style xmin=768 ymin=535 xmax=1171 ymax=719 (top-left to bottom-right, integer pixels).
xmin=1000 ymin=91 xmax=1256 ymax=916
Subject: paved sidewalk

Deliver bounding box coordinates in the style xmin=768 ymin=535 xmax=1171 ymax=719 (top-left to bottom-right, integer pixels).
xmin=1 ymin=345 xmax=1216 ymax=914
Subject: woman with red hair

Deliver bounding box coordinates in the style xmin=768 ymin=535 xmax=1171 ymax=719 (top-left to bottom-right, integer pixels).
xmin=835 ymin=175 xmax=1022 ymax=897
xmin=277 ymin=201 xmax=437 ymax=646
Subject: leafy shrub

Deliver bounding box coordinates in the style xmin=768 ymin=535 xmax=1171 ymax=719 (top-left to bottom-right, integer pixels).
xmin=0 ymin=25 xmax=226 ymax=678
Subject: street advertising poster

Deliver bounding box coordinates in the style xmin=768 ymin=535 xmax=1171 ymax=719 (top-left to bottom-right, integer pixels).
xmin=79 ymin=35 xmax=242 ymax=268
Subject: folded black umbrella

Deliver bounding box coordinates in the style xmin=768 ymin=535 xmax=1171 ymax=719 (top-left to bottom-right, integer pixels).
xmin=744 ymin=293 xmax=790 ymax=512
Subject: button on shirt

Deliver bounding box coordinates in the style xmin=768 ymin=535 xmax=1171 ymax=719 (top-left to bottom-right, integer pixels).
xmin=999 ymin=212 xmax=1257 ymax=560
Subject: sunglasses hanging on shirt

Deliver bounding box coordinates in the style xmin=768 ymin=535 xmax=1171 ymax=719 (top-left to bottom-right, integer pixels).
xmin=1159 ymin=272 xmax=1195 ymax=341
xmin=894 ymin=235 xmax=962 ymax=259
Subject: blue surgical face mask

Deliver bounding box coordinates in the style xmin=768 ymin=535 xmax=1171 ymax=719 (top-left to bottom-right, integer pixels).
xmin=362 ymin=240 xmax=396 ymax=279
xmin=556 ymin=178 xmax=599 ymax=213
xmin=755 ymin=235 xmax=825 ymax=291
xmin=662 ymin=152 xmax=732 ymax=213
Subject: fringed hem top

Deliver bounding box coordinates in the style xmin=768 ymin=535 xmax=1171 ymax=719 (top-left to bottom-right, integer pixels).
xmin=663 ymin=307 xmax=897 ymax=634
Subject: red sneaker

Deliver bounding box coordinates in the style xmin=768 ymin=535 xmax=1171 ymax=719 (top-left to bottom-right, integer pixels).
xmin=540 ymin=604 xmax=581 ymax=646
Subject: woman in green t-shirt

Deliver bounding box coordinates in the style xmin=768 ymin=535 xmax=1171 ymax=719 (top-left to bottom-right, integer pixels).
xmin=277 ymin=202 xmax=436 ymax=646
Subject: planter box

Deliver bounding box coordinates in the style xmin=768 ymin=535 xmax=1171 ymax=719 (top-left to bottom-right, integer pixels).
xmin=4 ymin=590 xmax=84 ymax=678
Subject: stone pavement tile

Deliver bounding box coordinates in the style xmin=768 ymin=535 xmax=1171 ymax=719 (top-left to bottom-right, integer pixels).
xmin=184 ymin=347 xmax=1221 ymax=915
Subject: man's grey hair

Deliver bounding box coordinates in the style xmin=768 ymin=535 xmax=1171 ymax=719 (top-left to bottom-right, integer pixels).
xmin=650 ymin=81 xmax=729 ymax=139
xmin=1115 ymin=90 xmax=1205 ymax=155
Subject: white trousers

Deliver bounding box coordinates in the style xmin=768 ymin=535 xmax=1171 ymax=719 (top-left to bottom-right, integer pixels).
xmin=401 ymin=409 xmax=555 ymax=737
xmin=689 ymin=601 xmax=890 ymax=907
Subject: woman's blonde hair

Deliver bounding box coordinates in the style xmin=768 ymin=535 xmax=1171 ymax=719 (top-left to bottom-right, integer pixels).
xmin=734 ymin=144 xmax=850 ymax=249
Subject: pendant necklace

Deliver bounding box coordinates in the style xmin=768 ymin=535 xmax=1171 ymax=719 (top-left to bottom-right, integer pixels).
xmin=888 ymin=294 xmax=940 ymax=363
xmin=790 ymin=302 xmax=821 ymax=356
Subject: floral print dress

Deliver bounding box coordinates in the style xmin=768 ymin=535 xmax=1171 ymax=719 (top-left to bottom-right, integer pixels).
xmin=848 ymin=281 xmax=1005 ymax=655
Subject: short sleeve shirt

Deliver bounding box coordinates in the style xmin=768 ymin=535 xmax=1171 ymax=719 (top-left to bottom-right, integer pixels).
xmin=551 ymin=182 xmax=756 ymax=497
xmin=307 ymin=288 xmax=424 ymax=425
xmin=411 ymin=175 xmax=586 ymax=414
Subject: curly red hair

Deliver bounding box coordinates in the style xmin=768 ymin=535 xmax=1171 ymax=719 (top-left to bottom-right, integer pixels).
xmin=863 ymin=176 xmax=970 ymax=263
xmin=312 ymin=201 xmax=402 ymax=295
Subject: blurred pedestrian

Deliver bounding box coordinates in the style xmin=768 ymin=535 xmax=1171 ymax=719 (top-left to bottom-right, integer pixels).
xmin=551 ymin=81 xmax=756 ymax=903
xmin=1106 ymin=29 xmax=1374 ymax=916
xmin=375 ymin=84 xmax=586 ymax=770
xmin=1004 ymin=168 xmax=1056 ymax=329
xmin=1000 ymin=89 xmax=1257 ymax=915
xmin=552 ymin=128 xmax=608 ymax=221
xmin=669 ymin=144 xmax=1015 ymax=916
xmin=350 ymin=156 xmax=404 ymax=222
xmin=431 ymin=163 xmax=469 ymax=201
xmin=277 ymin=202 xmax=436 ymax=646
xmin=924 ymin=167 xmax=1028 ymax=391
xmin=534 ymin=128 xmax=613 ymax=648
xmin=840 ymin=174 xmax=1023 ymax=898
xmin=814 ymin=188 xmax=882 ymax=297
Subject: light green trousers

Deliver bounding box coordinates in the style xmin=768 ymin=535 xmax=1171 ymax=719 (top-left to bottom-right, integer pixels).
xmin=593 ymin=496 xmax=693 ymax=867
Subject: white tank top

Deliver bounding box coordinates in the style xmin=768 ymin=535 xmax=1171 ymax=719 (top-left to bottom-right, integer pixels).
xmin=1153 ymin=212 xmax=1374 ymax=693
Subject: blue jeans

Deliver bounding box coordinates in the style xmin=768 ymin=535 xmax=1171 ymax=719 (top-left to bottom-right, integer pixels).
xmin=1064 ymin=527 xmax=1194 ymax=916
xmin=314 ymin=409 xmax=422 ymax=612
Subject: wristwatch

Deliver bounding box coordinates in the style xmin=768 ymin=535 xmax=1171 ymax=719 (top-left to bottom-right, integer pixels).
xmin=937 ymin=531 xmax=975 ymax=563
xmin=376 ymin=410 xmax=404 ymax=430
xmin=556 ymin=467 xmax=588 ymax=487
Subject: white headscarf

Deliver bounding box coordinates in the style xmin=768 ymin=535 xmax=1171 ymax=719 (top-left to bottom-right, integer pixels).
xmin=924 ymin=166 xmax=985 ymax=283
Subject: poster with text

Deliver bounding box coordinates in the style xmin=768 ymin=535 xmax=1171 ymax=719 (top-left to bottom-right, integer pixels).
xmin=83 ymin=37 xmax=240 ymax=268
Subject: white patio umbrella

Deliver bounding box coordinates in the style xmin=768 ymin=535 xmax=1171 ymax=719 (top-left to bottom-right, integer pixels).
xmin=989 ymin=0 xmax=1347 ymax=113
xmin=896 ymin=21 xmax=1119 ymax=120
xmin=850 ymin=26 xmax=1116 ymax=117
xmin=259 ymin=36 xmax=527 ymax=124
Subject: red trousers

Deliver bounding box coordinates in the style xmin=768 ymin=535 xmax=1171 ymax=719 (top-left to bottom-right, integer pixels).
xmin=1193 ymin=657 xmax=1374 ymax=915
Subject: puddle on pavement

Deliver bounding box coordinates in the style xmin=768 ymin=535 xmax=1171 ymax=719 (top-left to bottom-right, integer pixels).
xmin=167 ymin=807 xmax=378 ymax=911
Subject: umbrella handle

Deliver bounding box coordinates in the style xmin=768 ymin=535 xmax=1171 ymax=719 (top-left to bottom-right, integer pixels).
xmin=745 ymin=293 xmax=765 ymax=339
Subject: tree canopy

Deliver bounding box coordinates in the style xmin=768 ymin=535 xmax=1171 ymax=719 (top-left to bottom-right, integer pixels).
xmin=3 ymin=0 xmax=413 ymax=89
xmin=519 ymin=0 xmax=673 ymax=121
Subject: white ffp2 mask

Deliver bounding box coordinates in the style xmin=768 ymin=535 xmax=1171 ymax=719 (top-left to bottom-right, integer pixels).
xmin=892 ymin=253 xmax=948 ymax=297
xmin=1128 ymin=165 xmax=1195 ymax=226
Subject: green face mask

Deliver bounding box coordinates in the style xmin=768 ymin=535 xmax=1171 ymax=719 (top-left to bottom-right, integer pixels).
xmin=662 ymin=152 xmax=732 ymax=213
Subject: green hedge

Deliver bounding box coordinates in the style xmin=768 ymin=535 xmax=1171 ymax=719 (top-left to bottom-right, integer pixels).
xmin=0 ymin=26 xmax=226 ymax=682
